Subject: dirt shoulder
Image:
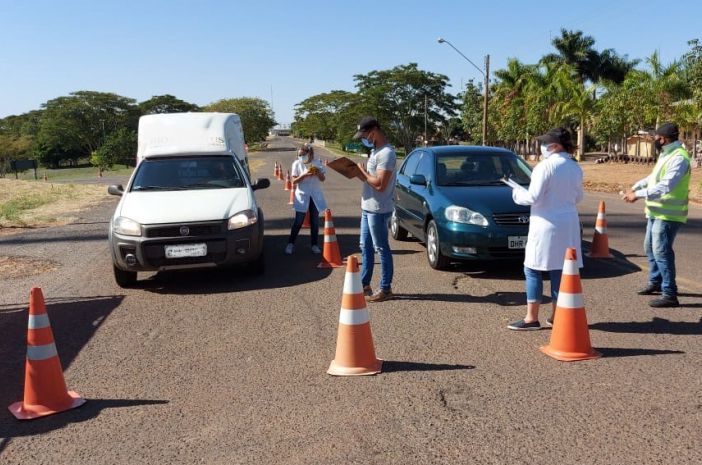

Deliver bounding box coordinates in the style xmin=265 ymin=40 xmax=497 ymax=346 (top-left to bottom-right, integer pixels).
xmin=0 ymin=179 xmax=109 ymax=233
xmin=581 ymin=163 xmax=701 ymax=204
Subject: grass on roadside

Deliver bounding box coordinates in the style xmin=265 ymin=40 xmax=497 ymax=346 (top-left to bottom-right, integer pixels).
xmin=0 ymin=179 xmax=109 ymax=229
xmin=14 ymin=164 xmax=134 ymax=181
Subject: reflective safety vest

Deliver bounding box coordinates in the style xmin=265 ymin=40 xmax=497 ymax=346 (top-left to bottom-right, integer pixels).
xmin=645 ymin=146 xmax=691 ymax=223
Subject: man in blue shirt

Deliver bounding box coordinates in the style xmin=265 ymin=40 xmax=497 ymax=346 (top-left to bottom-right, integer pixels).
xmin=354 ymin=117 xmax=398 ymax=303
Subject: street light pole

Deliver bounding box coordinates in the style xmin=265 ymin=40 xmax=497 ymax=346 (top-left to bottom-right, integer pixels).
xmin=438 ymin=37 xmax=489 ymax=146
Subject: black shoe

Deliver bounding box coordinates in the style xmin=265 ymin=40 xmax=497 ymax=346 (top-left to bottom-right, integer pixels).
xmin=649 ymin=296 xmax=680 ymax=308
xmin=507 ymin=319 xmax=541 ymax=331
xmin=637 ymin=283 xmax=661 ymax=295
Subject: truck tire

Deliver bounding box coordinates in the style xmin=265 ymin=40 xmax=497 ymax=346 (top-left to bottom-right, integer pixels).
xmin=113 ymin=265 xmax=137 ymax=288
xmin=250 ymin=250 xmax=265 ymax=275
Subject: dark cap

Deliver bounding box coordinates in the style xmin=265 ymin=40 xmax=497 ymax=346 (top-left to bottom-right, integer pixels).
xmin=655 ymin=122 xmax=679 ymax=140
xmin=536 ymin=127 xmax=573 ymax=147
xmin=353 ymin=116 xmax=379 ymax=139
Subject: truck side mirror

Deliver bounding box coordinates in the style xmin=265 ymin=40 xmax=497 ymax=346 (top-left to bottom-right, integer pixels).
xmin=108 ymin=185 xmax=124 ymax=196
xmin=252 ymin=178 xmax=270 ymax=191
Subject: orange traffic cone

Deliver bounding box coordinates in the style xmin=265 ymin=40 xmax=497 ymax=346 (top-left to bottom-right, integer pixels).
xmin=284 ymin=171 xmax=293 ymax=191
xmin=587 ymin=200 xmax=613 ymax=258
xmin=541 ymin=248 xmax=601 ymax=362
xmin=328 ymin=255 xmax=382 ymax=376
xmin=318 ymin=209 xmax=343 ymax=268
xmin=9 ymin=288 xmax=86 ymax=419
xmin=273 ymin=161 xmax=279 ymax=178
xmin=302 ymin=210 xmax=311 ymax=228
xmin=287 ymin=186 xmax=295 ymax=205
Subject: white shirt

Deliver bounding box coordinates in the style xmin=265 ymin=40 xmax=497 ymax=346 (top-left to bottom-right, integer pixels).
xmin=291 ymin=158 xmax=327 ymax=213
xmin=512 ymin=152 xmax=584 ymax=270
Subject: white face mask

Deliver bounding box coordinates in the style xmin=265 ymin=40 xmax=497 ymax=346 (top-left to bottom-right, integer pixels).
xmin=540 ymin=144 xmax=553 ymax=158
xmin=298 ymin=154 xmax=307 ymax=163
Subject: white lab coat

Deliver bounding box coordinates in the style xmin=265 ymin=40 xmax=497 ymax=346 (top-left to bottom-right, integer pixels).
xmin=512 ymin=152 xmax=584 ymax=270
xmin=291 ymin=159 xmax=328 ymax=214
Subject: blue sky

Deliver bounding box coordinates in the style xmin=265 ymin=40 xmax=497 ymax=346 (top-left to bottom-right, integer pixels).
xmin=1 ymin=0 xmax=700 ymax=124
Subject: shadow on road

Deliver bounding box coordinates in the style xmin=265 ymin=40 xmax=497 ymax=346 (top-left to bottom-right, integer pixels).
xmin=382 ymin=360 xmax=475 ymax=373
xmin=0 ymin=295 xmax=124 ymax=420
xmin=0 ymin=232 xmax=107 ymax=246
xmin=590 ymin=317 xmax=702 ymax=335
xmin=394 ymin=291 xmax=524 ymax=306
xmin=0 ymin=398 xmax=168 ymax=456
xmin=140 ymin=233 xmax=365 ymax=294
xmin=597 ymin=347 xmax=685 ymax=358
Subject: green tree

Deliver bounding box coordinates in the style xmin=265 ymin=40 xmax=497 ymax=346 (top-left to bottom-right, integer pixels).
xmin=35 ymin=91 xmax=139 ymax=166
xmin=294 ymin=90 xmax=356 ymax=141
xmin=205 ymin=97 xmax=276 ymax=143
xmin=459 ymin=79 xmax=484 ymax=144
xmin=353 ymin=63 xmax=458 ymax=151
xmin=90 ymin=127 xmax=137 ymax=171
xmin=139 ymin=94 xmax=200 ymax=114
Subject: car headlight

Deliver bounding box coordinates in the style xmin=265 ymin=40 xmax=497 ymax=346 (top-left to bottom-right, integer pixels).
xmin=113 ymin=216 xmax=142 ymax=236
xmin=444 ymin=205 xmax=488 ymax=226
xmin=228 ymin=209 xmax=258 ymax=230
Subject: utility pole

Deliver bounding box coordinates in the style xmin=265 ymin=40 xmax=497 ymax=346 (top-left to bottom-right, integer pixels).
xmin=483 ymin=55 xmax=490 ymax=146
xmin=424 ymin=94 xmax=428 ymax=146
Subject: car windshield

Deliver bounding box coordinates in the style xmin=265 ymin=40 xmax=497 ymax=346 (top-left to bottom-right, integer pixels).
xmin=130 ymin=156 xmax=245 ymax=191
xmin=435 ymin=152 xmax=532 ymax=186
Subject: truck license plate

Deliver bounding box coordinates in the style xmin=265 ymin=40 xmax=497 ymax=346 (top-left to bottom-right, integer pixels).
xmin=508 ymin=236 xmax=527 ymax=249
xmin=165 ymin=243 xmax=207 ymax=258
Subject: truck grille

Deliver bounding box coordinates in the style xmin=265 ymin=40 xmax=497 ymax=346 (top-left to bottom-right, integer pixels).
xmin=145 ymin=222 xmax=223 ymax=238
xmin=492 ymin=213 xmax=530 ymax=226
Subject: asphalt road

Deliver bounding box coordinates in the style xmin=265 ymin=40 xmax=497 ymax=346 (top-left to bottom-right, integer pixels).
xmin=1 ymin=136 xmax=700 ymax=465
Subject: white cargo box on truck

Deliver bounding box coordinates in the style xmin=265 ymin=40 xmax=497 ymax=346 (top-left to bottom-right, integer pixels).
xmin=136 ymin=112 xmax=248 ymax=173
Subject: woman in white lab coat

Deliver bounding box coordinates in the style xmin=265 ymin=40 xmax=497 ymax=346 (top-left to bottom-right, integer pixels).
xmin=285 ymin=144 xmax=328 ymax=255
xmin=508 ymin=128 xmax=583 ymax=330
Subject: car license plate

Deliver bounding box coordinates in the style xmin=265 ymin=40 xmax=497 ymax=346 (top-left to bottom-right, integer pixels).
xmin=508 ymin=236 xmax=527 ymax=249
xmin=164 ymin=243 xmax=207 ymax=258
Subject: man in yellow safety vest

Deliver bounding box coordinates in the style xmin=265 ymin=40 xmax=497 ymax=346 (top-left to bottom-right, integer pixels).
xmin=623 ymin=123 xmax=691 ymax=307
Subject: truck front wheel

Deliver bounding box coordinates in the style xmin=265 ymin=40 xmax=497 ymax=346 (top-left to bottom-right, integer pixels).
xmin=113 ymin=265 xmax=137 ymax=288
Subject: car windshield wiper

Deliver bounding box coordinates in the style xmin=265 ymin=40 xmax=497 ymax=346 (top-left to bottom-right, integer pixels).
xmin=132 ymin=185 xmax=186 ymax=191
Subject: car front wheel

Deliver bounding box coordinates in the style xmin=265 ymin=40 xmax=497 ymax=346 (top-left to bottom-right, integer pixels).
xmin=426 ymin=220 xmax=449 ymax=270
xmin=390 ymin=209 xmax=409 ymax=241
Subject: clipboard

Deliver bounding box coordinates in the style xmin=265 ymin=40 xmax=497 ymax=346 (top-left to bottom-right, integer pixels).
xmin=326 ymin=156 xmax=362 ymax=179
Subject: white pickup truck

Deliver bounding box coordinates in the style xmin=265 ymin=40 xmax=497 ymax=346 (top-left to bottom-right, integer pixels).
xmin=107 ymin=112 xmax=270 ymax=287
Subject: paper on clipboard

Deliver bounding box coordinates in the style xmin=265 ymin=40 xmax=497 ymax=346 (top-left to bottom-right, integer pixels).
xmin=501 ymin=177 xmax=528 ymax=193
xmin=326 ymin=156 xmax=362 ymax=179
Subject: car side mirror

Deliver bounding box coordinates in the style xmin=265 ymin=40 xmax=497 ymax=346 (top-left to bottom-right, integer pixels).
xmin=108 ymin=185 xmax=124 ymax=196
xmin=252 ymin=178 xmax=270 ymax=191
xmin=410 ymin=174 xmax=427 ymax=186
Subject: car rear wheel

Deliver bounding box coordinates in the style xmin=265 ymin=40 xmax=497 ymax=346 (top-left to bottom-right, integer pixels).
xmin=390 ymin=209 xmax=409 ymax=241
xmin=113 ymin=265 xmax=137 ymax=288
xmin=426 ymin=220 xmax=449 ymax=270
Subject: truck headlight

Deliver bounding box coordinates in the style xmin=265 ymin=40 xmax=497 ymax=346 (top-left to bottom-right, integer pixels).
xmin=113 ymin=216 xmax=142 ymax=236
xmin=444 ymin=205 xmax=488 ymax=226
xmin=228 ymin=209 xmax=258 ymax=230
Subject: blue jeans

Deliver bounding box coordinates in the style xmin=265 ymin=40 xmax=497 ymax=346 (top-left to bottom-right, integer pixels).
xmin=360 ymin=210 xmax=393 ymax=291
xmin=287 ymin=199 xmax=319 ymax=246
xmin=644 ymin=217 xmax=681 ymax=297
xmin=524 ymin=266 xmax=562 ymax=303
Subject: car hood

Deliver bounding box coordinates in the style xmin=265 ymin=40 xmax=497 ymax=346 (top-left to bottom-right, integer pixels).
xmin=117 ymin=188 xmax=252 ymax=224
xmin=438 ymin=185 xmax=529 ymax=214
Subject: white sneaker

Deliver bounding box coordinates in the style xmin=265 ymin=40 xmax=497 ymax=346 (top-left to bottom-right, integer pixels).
xmin=311 ymin=245 xmax=322 ymax=254
xmin=285 ymin=243 xmax=294 ymax=255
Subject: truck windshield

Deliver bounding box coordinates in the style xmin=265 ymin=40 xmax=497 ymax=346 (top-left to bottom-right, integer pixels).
xmin=131 ymin=156 xmax=245 ymax=191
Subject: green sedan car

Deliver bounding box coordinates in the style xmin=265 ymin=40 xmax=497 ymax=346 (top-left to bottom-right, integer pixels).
xmin=391 ymin=146 xmax=533 ymax=269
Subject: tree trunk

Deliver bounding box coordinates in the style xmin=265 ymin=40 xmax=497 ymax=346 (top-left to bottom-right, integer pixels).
xmin=577 ymin=119 xmax=585 ymax=161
